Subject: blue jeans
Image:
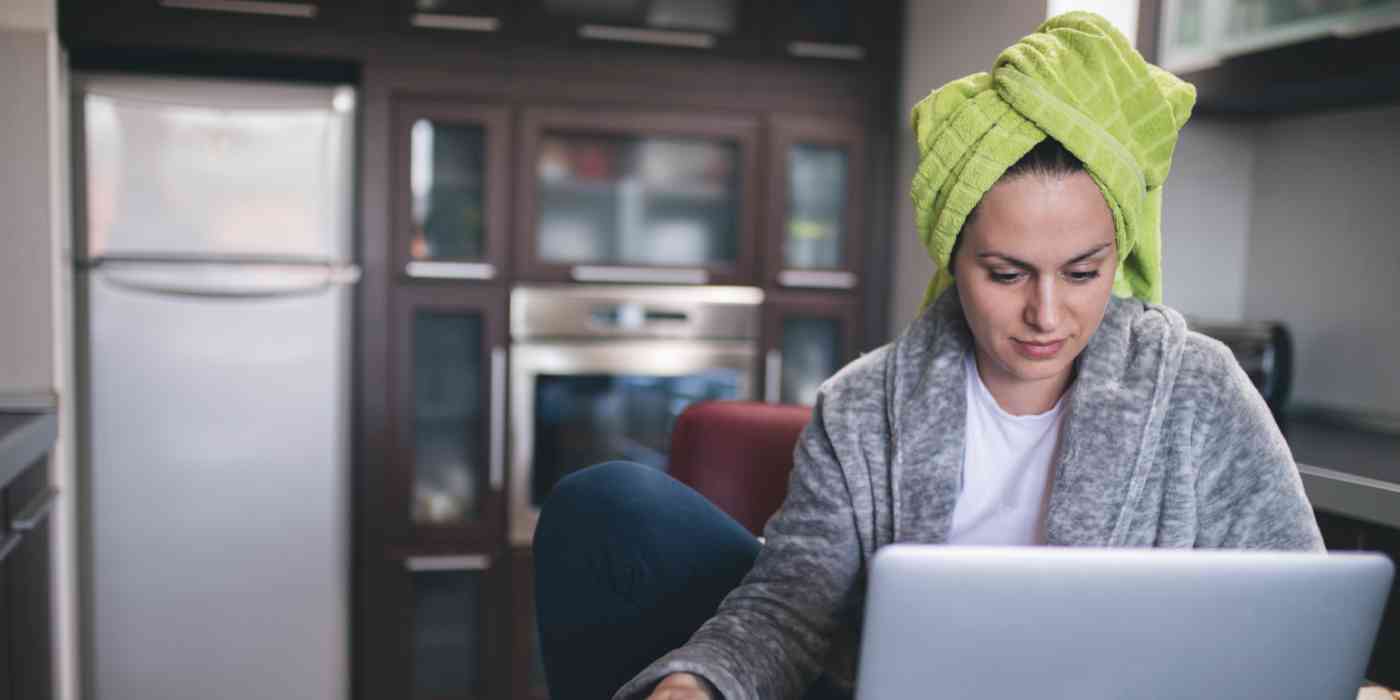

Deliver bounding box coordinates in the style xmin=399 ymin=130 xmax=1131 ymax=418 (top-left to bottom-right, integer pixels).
xmin=534 ymin=461 xmax=845 ymax=700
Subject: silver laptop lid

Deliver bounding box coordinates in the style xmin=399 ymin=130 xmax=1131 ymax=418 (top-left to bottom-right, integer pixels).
xmin=856 ymin=545 xmax=1392 ymax=700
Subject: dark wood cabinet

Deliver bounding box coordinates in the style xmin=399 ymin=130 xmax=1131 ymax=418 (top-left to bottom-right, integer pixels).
xmin=516 ymin=107 xmax=761 ymax=286
xmin=513 ymin=0 xmax=763 ymax=56
xmin=765 ymin=115 xmax=866 ymax=293
xmin=1 ymin=457 xmax=56 ymax=700
xmin=393 ymin=99 xmax=512 ymax=285
xmin=388 ymin=285 xmax=509 ymax=550
xmin=508 ymin=548 xmax=548 ymax=700
xmin=365 ymin=546 xmax=510 ymax=700
xmin=770 ymin=0 xmax=888 ymax=63
xmin=762 ymin=291 xmax=860 ymax=406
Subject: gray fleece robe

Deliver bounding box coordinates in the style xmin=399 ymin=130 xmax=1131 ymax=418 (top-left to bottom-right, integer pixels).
xmin=616 ymin=288 xmax=1325 ymax=700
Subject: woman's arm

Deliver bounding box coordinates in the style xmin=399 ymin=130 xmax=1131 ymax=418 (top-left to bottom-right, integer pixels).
xmin=615 ymin=390 xmax=867 ymax=700
xmin=1192 ymin=340 xmax=1324 ymax=551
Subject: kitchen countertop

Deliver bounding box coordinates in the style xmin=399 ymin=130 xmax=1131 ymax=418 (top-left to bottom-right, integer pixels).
xmin=0 ymin=410 xmax=58 ymax=491
xmin=1286 ymin=416 xmax=1400 ymax=530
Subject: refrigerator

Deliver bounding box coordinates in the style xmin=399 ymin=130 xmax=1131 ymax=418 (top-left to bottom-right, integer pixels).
xmin=74 ymin=74 xmax=356 ymax=700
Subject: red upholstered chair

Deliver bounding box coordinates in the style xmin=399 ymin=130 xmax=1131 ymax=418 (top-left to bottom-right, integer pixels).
xmin=667 ymin=400 xmax=814 ymax=537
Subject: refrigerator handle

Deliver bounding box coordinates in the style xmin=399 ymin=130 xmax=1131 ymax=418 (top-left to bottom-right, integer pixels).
xmin=96 ymin=262 xmax=361 ymax=300
xmin=489 ymin=347 xmax=506 ymax=492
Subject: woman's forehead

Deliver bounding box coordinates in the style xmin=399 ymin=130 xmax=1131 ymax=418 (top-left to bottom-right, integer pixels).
xmin=964 ymin=172 xmax=1116 ymax=259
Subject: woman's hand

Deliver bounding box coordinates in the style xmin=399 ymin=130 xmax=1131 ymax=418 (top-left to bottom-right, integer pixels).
xmin=646 ymin=672 xmax=717 ymax=699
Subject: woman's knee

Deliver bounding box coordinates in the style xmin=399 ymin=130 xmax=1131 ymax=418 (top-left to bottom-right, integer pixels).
xmin=535 ymin=461 xmax=667 ymax=549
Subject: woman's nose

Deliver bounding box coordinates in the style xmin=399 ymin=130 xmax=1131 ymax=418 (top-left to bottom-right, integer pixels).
xmin=1024 ymin=279 xmax=1059 ymax=331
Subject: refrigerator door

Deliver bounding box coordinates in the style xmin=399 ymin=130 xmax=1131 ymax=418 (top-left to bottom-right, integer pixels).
xmin=85 ymin=263 xmax=351 ymax=700
xmin=79 ymin=74 xmax=354 ymax=260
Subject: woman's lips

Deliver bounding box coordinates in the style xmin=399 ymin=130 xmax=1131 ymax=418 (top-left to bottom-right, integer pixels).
xmin=1013 ymin=338 xmax=1066 ymax=360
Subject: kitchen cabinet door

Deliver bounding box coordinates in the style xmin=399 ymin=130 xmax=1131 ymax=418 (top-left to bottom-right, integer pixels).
xmin=61 ymin=0 xmax=375 ymax=60
xmin=766 ymin=115 xmax=866 ymax=293
xmin=6 ymin=459 xmax=54 ymax=700
xmin=515 ymin=0 xmax=761 ymax=55
xmin=769 ymin=0 xmax=884 ymax=63
xmin=365 ymin=548 xmax=508 ymax=700
xmin=517 ymin=107 xmax=760 ymax=286
xmin=397 ymin=0 xmax=507 ymax=34
xmin=0 ymin=519 xmax=11 ymax=700
xmin=388 ymin=286 xmax=508 ymax=550
xmin=763 ymin=292 xmax=860 ymax=406
xmin=394 ymin=100 xmax=512 ymax=285
xmin=509 ymin=548 xmax=549 ymax=700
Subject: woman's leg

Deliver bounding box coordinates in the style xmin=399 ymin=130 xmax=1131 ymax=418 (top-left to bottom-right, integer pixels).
xmin=534 ymin=461 xmax=761 ymax=700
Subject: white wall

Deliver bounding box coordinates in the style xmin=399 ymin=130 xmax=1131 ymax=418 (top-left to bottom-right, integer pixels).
xmin=0 ymin=5 xmax=78 ymax=700
xmin=1243 ymin=103 xmax=1400 ymax=416
xmin=1159 ymin=119 xmax=1257 ymax=321
xmin=0 ymin=28 xmax=58 ymax=395
xmin=889 ymin=1 xmax=1048 ymax=336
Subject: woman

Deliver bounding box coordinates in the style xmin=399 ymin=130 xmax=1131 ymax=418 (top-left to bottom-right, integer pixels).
xmin=534 ymin=12 xmax=1324 ymax=700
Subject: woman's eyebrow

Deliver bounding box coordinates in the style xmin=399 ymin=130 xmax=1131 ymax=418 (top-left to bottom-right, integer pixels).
xmin=976 ymin=242 xmax=1114 ymax=269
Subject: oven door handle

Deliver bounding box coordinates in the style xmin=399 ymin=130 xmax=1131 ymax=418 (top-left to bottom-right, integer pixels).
xmin=490 ymin=346 xmax=506 ymax=492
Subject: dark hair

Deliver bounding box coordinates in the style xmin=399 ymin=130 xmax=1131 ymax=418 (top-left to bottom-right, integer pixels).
xmin=950 ymin=138 xmax=1085 ymax=263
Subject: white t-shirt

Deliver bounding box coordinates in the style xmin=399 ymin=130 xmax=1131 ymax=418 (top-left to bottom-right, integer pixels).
xmin=947 ymin=351 xmax=1067 ymax=545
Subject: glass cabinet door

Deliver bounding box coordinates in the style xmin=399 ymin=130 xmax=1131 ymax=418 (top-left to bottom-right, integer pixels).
xmin=767 ymin=116 xmax=865 ymax=291
xmin=392 ymin=286 xmax=506 ymax=547
xmin=394 ymin=100 xmax=510 ymax=283
xmin=394 ymin=552 xmax=503 ymax=700
xmin=764 ymin=292 xmax=859 ymax=406
xmin=519 ymin=108 xmax=759 ymax=285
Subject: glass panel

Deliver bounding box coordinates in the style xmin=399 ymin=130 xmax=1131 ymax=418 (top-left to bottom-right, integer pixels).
xmin=411 ymin=119 xmax=487 ymax=261
xmin=541 ymin=0 xmax=737 ymax=33
xmin=1224 ymin=0 xmax=1395 ymax=36
xmin=788 ymin=0 xmax=857 ymax=43
xmin=414 ymin=0 xmax=499 ymax=14
xmin=412 ymin=569 xmax=482 ymax=700
xmin=536 ymin=132 xmax=741 ymax=266
xmin=781 ymin=317 xmax=842 ymax=406
xmin=784 ymin=143 xmax=848 ymax=270
xmin=530 ymin=370 xmax=743 ymax=505
xmin=413 ymin=312 xmax=484 ymax=525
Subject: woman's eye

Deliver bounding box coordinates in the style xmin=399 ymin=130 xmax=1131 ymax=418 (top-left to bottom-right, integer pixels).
xmin=989 ymin=271 xmax=1024 ymax=284
xmin=1066 ymin=270 xmax=1100 ymax=283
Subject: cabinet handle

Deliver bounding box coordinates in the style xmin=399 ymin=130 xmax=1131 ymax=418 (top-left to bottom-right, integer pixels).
xmin=406 ymin=261 xmax=496 ymax=280
xmin=572 ymin=266 xmax=709 ymax=285
xmin=787 ymin=41 xmax=865 ymax=61
xmin=0 ymin=533 xmax=20 ymax=563
xmin=777 ymin=269 xmax=857 ymax=289
xmin=489 ymin=346 xmax=506 ymax=492
xmin=12 ymin=487 xmax=58 ymax=531
xmin=405 ymin=554 xmax=491 ymax=572
xmin=410 ymin=13 xmax=500 ymax=32
xmin=765 ymin=349 xmax=782 ymax=404
xmin=578 ymin=24 xmax=714 ymax=49
xmin=159 ymin=0 xmax=317 ymax=18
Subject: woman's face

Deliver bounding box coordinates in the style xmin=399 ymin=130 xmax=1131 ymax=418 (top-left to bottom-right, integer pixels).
xmin=952 ymin=171 xmax=1117 ymax=412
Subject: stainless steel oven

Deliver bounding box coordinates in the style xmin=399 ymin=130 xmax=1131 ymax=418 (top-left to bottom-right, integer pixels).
xmin=509 ymin=285 xmax=763 ymax=545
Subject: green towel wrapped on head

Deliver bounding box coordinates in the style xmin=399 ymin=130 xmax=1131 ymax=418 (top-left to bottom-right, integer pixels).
xmin=911 ymin=11 xmax=1196 ymax=310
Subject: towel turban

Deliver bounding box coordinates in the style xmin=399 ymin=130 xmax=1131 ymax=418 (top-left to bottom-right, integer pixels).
xmin=910 ymin=11 xmax=1196 ymax=310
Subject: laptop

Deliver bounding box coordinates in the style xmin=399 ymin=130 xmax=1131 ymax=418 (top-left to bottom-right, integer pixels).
xmin=855 ymin=545 xmax=1393 ymax=700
